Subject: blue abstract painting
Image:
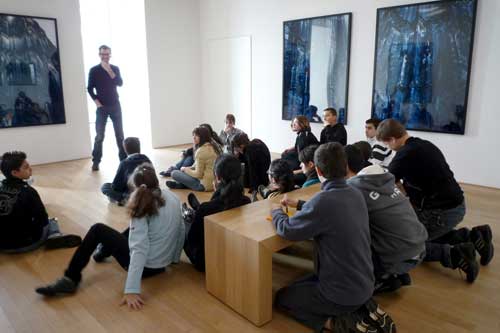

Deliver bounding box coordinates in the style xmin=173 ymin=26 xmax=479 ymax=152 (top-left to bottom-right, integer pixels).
xmin=372 ymin=0 xmax=477 ymax=134
xmin=283 ymin=13 xmax=351 ymax=124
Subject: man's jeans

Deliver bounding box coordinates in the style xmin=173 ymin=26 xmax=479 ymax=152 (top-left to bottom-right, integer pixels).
xmin=416 ymin=201 xmax=467 ymax=267
xmin=92 ymin=104 xmax=127 ymax=164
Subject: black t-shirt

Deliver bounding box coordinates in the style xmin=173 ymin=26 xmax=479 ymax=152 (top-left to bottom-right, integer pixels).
xmin=389 ymin=137 xmax=463 ymax=210
xmin=320 ymin=123 xmax=347 ymax=145
xmin=87 ymin=64 xmax=123 ymax=106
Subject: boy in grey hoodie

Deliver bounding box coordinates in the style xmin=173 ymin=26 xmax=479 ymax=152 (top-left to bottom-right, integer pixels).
xmin=345 ymin=145 xmax=427 ymax=293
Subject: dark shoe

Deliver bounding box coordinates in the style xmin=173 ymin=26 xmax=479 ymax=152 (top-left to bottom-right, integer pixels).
xmin=187 ymin=192 xmax=201 ymax=210
xmin=374 ymin=275 xmax=402 ymax=294
xmin=45 ymin=234 xmax=82 ymax=250
xmin=258 ymin=185 xmax=271 ymax=199
xmin=166 ymin=180 xmax=186 ymax=189
xmin=35 ymin=276 xmax=77 ymax=296
xmin=471 ymin=225 xmax=494 ymax=266
xmin=451 ymin=242 xmax=480 ymax=283
xmin=397 ymin=273 xmax=412 ymax=286
xmin=181 ymin=203 xmax=195 ymax=224
xmin=363 ymin=299 xmax=397 ymax=333
xmin=91 ymin=163 xmax=99 ymax=171
xmin=92 ymin=243 xmax=109 ymax=263
xmin=251 ymin=190 xmax=258 ymax=202
xmin=159 ymin=166 xmax=176 ymax=177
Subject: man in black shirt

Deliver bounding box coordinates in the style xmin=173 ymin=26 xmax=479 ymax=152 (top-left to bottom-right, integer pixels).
xmin=377 ymin=119 xmax=494 ymax=283
xmin=87 ymin=45 xmax=126 ymax=171
xmin=320 ymin=107 xmax=347 ymax=145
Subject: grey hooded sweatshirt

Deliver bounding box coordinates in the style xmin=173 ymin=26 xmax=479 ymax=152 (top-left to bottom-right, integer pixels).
xmin=348 ymin=165 xmax=428 ymax=272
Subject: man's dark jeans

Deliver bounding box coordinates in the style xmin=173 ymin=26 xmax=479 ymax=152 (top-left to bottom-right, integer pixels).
xmin=92 ymin=104 xmax=127 ymax=164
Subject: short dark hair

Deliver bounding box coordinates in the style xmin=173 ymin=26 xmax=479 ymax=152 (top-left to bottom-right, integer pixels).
xmin=1 ymin=151 xmax=27 ymax=178
xmin=376 ymin=119 xmax=407 ymax=141
xmin=123 ymin=137 xmax=140 ymax=155
xmin=323 ymin=107 xmax=337 ymax=117
xmin=269 ymin=159 xmax=295 ymax=193
xmin=365 ymin=118 xmax=381 ymax=129
xmin=299 ymin=144 xmax=318 ymax=164
xmin=232 ymin=132 xmax=250 ymax=147
xmin=345 ymin=145 xmax=366 ymax=174
xmin=225 ymin=114 xmax=236 ymax=124
xmin=314 ymin=143 xmax=347 ymax=179
xmin=353 ymin=141 xmax=372 ymax=163
xmin=99 ymin=45 xmax=111 ymax=52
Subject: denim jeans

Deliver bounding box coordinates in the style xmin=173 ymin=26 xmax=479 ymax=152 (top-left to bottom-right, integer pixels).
xmin=101 ymin=182 xmax=126 ymax=203
xmin=92 ymin=104 xmax=127 ymax=164
xmin=415 ymin=201 xmax=467 ymax=268
xmin=1 ymin=218 xmax=60 ymax=254
xmin=171 ymin=170 xmax=205 ymax=191
xmin=175 ymin=155 xmax=194 ymax=170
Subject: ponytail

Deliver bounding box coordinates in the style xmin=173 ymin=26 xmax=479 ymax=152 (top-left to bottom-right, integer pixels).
xmin=127 ymin=163 xmax=165 ymax=218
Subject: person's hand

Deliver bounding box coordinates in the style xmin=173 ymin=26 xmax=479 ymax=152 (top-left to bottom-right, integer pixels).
xmin=101 ymin=62 xmax=116 ymax=78
xmin=224 ymin=124 xmax=233 ymax=133
xmin=293 ymin=169 xmax=303 ymax=175
xmin=95 ymin=99 xmax=103 ymax=108
xmin=281 ymin=194 xmax=298 ymax=208
xmin=120 ymin=294 xmax=145 ymax=310
xmin=271 ymin=203 xmax=283 ymax=213
xmin=180 ymin=166 xmax=188 ymax=172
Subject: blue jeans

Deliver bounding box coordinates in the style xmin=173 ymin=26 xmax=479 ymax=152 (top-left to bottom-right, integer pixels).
xmin=416 ymin=201 xmax=467 ymax=267
xmin=171 ymin=170 xmax=205 ymax=192
xmin=175 ymin=155 xmax=194 ymax=170
xmin=1 ymin=218 xmax=60 ymax=254
xmin=92 ymin=104 xmax=127 ymax=164
xmin=101 ymin=183 xmax=127 ymax=203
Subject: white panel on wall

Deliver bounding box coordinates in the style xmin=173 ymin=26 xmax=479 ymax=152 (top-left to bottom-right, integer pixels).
xmin=203 ymin=36 xmax=252 ymax=136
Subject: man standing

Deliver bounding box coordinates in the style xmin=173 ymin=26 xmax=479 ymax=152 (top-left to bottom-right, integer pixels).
xmin=87 ymin=45 xmax=126 ymax=171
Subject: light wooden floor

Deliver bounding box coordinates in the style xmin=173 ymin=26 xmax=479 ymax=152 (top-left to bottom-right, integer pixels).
xmin=1 ymin=146 xmax=499 ymax=333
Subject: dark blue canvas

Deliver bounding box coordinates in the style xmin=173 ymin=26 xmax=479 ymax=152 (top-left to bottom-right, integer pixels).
xmin=371 ymin=0 xmax=477 ymax=134
xmin=283 ymin=13 xmax=351 ymax=124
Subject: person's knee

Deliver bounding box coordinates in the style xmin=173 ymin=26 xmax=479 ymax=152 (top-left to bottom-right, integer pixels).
xmin=101 ymin=183 xmax=112 ymax=195
xmin=94 ymin=133 xmax=105 ymax=143
xmin=90 ymin=223 xmax=107 ymax=233
xmin=171 ymin=170 xmax=182 ymax=180
xmin=274 ymin=287 xmax=293 ymax=311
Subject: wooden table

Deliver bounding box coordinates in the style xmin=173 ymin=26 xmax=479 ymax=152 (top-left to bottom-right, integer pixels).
xmin=204 ymin=184 xmax=321 ymax=326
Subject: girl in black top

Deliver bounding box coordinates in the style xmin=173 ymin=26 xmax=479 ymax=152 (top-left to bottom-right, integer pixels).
xmin=282 ymin=116 xmax=319 ymax=171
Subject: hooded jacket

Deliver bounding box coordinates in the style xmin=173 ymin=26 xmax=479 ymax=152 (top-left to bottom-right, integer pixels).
xmin=348 ymin=165 xmax=427 ymax=271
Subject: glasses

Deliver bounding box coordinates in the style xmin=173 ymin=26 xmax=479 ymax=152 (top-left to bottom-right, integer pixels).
xmin=99 ymin=53 xmax=111 ymax=56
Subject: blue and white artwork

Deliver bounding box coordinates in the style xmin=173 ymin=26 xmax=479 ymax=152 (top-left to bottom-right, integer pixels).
xmin=0 ymin=13 xmax=65 ymax=129
xmin=283 ymin=13 xmax=351 ymax=124
xmin=372 ymin=0 xmax=477 ymax=134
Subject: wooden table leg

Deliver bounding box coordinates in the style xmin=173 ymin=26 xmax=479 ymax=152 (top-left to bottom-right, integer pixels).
xmin=205 ymin=220 xmax=273 ymax=326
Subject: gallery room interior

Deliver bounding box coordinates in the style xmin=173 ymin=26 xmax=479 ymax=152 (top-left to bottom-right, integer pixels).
xmin=0 ymin=0 xmax=499 ymax=332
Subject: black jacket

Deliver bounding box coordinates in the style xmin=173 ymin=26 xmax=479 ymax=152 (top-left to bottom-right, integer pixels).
xmin=241 ymin=139 xmax=271 ymax=191
xmin=320 ymin=123 xmax=347 ymax=146
xmin=0 ymin=178 xmax=48 ymax=249
xmin=295 ymin=129 xmax=319 ymax=152
xmin=112 ymin=154 xmax=151 ymax=193
xmin=184 ymin=189 xmax=251 ymax=272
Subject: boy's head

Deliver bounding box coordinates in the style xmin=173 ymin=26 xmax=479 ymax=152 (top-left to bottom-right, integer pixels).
xmin=1 ymin=151 xmax=32 ymax=180
xmin=225 ymin=114 xmax=236 ymax=126
xmin=323 ymin=108 xmax=337 ymax=126
xmin=344 ymin=145 xmax=366 ymax=178
xmin=123 ymin=137 xmax=141 ymax=155
xmin=314 ymin=142 xmax=347 ymax=182
xmin=232 ymin=132 xmax=250 ymax=154
xmin=376 ymin=119 xmax=408 ymax=151
xmin=353 ymin=141 xmax=372 ymax=164
xmin=299 ymin=144 xmax=318 ymax=175
xmin=365 ymin=118 xmax=381 ymax=139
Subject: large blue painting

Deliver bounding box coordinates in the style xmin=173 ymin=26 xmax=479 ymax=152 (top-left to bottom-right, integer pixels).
xmin=372 ymin=0 xmax=478 ymax=134
xmin=0 ymin=13 xmax=65 ymax=129
xmin=283 ymin=13 xmax=352 ymax=124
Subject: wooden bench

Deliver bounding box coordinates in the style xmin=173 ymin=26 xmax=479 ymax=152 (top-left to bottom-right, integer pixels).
xmin=204 ymin=184 xmax=321 ymax=326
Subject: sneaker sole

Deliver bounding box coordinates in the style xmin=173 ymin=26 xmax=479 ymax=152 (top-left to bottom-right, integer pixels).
xmin=45 ymin=235 xmax=82 ymax=250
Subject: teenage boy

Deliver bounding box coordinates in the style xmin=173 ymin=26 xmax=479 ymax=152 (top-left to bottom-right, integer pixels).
xmin=232 ymin=132 xmax=271 ymax=193
xmin=101 ymin=137 xmax=151 ymax=205
xmin=0 ymin=151 xmax=81 ymax=253
xmin=365 ymin=118 xmax=394 ymax=167
xmin=271 ymin=143 xmax=382 ymax=332
xmin=218 ymin=114 xmax=244 ymax=154
xmin=298 ymin=145 xmax=320 ymax=188
xmin=320 ymin=108 xmax=347 ymax=145
xmin=345 ymin=145 xmax=428 ymax=293
xmin=377 ymin=119 xmax=494 ymax=283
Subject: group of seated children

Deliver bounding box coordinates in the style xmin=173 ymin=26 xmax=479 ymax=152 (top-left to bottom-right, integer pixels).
xmin=0 ymin=112 xmax=494 ymax=332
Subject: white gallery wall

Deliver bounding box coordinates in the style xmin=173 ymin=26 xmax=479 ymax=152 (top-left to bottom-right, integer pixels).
xmin=0 ymin=0 xmax=91 ymax=165
xmin=144 ymin=0 xmax=201 ymax=148
xmin=199 ymin=0 xmax=500 ymax=189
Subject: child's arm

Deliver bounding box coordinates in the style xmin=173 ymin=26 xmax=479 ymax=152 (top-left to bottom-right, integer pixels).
xmin=124 ymin=218 xmax=150 ymax=296
xmin=31 ymin=188 xmax=49 ymax=227
xmin=184 ymin=151 xmax=205 ymax=179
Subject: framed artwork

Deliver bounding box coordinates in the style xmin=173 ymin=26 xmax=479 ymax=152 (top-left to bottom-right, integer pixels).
xmin=0 ymin=13 xmax=66 ymax=129
xmin=371 ymin=0 xmax=478 ymax=134
xmin=283 ymin=13 xmax=352 ymax=124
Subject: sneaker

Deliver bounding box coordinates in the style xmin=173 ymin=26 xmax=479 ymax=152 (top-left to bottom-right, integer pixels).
xmin=91 ymin=163 xmax=99 ymax=171
xmin=363 ymin=299 xmax=397 ymax=333
xmin=181 ymin=203 xmax=196 ymax=224
xmin=92 ymin=243 xmax=109 ymax=263
xmin=471 ymin=225 xmax=494 ymax=266
xmin=451 ymin=242 xmax=480 ymax=283
xmin=258 ymin=185 xmax=271 ymax=199
xmin=374 ymin=275 xmax=402 ymax=294
xmin=35 ymin=276 xmax=77 ymax=296
xmin=166 ymin=180 xmax=186 ymax=189
xmin=397 ymin=273 xmax=412 ymax=286
xmin=159 ymin=166 xmax=176 ymax=177
xmin=45 ymin=234 xmax=82 ymax=250
xmin=187 ymin=192 xmax=200 ymax=210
